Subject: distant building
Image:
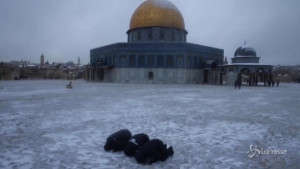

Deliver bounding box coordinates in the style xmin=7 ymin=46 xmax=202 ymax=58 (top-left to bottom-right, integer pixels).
xmin=0 ymin=55 xmax=86 ymax=80
xmin=219 ymin=44 xmax=273 ymax=86
xmin=87 ymin=0 xmax=224 ymax=84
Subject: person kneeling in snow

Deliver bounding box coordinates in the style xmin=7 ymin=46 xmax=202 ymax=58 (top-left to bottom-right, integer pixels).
xmin=124 ymin=133 xmax=150 ymax=157
xmin=66 ymin=81 xmax=73 ymax=89
xmin=104 ymin=129 xmax=132 ymax=152
xmin=135 ymin=139 xmax=174 ymax=164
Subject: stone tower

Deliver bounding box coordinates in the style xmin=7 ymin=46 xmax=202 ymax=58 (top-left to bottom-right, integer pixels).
xmin=40 ymin=53 xmax=44 ymax=66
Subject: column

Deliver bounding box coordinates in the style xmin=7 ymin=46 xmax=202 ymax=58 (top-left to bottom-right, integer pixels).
xmin=264 ymin=73 xmax=267 ymax=86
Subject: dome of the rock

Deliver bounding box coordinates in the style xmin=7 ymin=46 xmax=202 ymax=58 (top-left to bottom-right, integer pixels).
xmin=129 ymin=0 xmax=185 ymax=31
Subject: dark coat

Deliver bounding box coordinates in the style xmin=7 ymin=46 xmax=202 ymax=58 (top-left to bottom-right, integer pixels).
xmin=124 ymin=133 xmax=150 ymax=157
xmin=135 ymin=139 xmax=174 ymax=164
xmin=104 ymin=129 xmax=132 ymax=152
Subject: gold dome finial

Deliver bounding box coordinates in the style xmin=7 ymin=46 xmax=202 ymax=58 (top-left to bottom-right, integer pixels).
xmin=129 ymin=0 xmax=186 ymax=32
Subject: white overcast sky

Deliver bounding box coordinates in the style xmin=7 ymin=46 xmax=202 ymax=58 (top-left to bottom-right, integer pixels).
xmin=0 ymin=0 xmax=299 ymax=65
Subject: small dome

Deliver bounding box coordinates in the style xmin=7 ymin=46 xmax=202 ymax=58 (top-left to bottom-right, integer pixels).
xmin=129 ymin=0 xmax=185 ymax=32
xmin=234 ymin=46 xmax=257 ymax=57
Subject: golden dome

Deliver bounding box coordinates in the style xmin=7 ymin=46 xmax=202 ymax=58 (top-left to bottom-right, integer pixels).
xmin=129 ymin=0 xmax=185 ymax=31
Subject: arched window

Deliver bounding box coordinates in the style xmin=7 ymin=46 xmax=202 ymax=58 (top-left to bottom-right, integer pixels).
xmin=160 ymin=30 xmax=164 ymax=41
xmin=138 ymin=55 xmax=146 ymax=67
xmin=177 ymin=56 xmax=183 ymax=68
xmin=137 ymin=32 xmax=141 ymax=41
xmin=193 ymin=56 xmax=197 ymax=69
xmin=120 ymin=56 xmax=126 ymax=67
xmin=171 ymin=32 xmax=175 ymax=41
xmin=148 ymin=30 xmax=152 ymax=40
xmin=114 ymin=56 xmax=119 ymax=66
xmin=178 ymin=34 xmax=182 ymax=41
xmin=157 ymin=55 xmax=164 ymax=67
xmin=129 ymin=55 xmax=136 ymax=67
xmin=147 ymin=55 xmax=155 ymax=67
xmin=167 ymin=55 xmax=174 ymax=68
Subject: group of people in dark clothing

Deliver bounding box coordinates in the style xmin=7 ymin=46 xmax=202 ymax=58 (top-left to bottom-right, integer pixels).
xmin=104 ymin=129 xmax=174 ymax=165
xmin=235 ymin=79 xmax=280 ymax=89
xmin=269 ymin=80 xmax=280 ymax=87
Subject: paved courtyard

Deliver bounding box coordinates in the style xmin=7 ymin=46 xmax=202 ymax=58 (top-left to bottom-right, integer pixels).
xmin=0 ymin=80 xmax=299 ymax=169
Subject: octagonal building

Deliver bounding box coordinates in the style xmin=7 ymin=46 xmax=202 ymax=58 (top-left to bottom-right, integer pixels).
xmin=87 ymin=0 xmax=224 ymax=84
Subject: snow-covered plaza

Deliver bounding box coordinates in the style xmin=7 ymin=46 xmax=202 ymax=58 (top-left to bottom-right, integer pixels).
xmin=0 ymin=80 xmax=299 ymax=169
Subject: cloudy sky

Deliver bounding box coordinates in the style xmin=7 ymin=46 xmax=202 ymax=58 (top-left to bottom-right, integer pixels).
xmin=0 ymin=0 xmax=299 ymax=65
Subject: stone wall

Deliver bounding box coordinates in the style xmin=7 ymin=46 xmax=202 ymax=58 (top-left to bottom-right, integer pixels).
xmin=89 ymin=68 xmax=207 ymax=84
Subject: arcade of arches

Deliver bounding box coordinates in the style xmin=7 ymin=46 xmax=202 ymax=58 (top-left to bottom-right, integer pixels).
xmin=238 ymin=68 xmax=274 ymax=86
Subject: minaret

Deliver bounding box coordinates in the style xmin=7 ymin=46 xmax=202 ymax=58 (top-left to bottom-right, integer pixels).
xmin=40 ymin=53 xmax=44 ymax=67
xmin=78 ymin=57 xmax=80 ymax=65
xmin=224 ymin=57 xmax=228 ymax=65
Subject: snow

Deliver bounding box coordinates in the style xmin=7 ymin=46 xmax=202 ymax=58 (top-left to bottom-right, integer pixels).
xmin=240 ymin=45 xmax=256 ymax=53
xmin=150 ymin=0 xmax=180 ymax=12
xmin=0 ymin=80 xmax=299 ymax=169
xmin=233 ymin=55 xmax=258 ymax=58
xmin=225 ymin=63 xmax=261 ymax=65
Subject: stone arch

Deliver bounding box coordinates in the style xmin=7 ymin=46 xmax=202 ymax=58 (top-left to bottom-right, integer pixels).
xmin=256 ymin=68 xmax=265 ymax=83
xmin=256 ymin=68 xmax=265 ymax=73
xmin=240 ymin=68 xmax=251 ymax=83
xmin=240 ymin=68 xmax=251 ymax=74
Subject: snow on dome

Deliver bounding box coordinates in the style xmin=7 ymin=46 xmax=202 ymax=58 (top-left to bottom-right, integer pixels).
xmin=129 ymin=0 xmax=185 ymax=31
xmin=234 ymin=45 xmax=257 ymax=57
xmin=241 ymin=45 xmax=256 ymax=53
xmin=149 ymin=0 xmax=180 ymax=11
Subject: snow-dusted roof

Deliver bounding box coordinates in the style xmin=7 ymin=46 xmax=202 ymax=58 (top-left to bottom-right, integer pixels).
xmin=220 ymin=63 xmax=273 ymax=66
xmin=234 ymin=55 xmax=260 ymax=58
xmin=240 ymin=45 xmax=256 ymax=53
xmin=230 ymin=63 xmax=260 ymax=65
xmin=234 ymin=45 xmax=257 ymax=57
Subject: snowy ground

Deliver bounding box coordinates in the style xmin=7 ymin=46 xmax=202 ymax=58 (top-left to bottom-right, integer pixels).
xmin=0 ymin=80 xmax=299 ymax=169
